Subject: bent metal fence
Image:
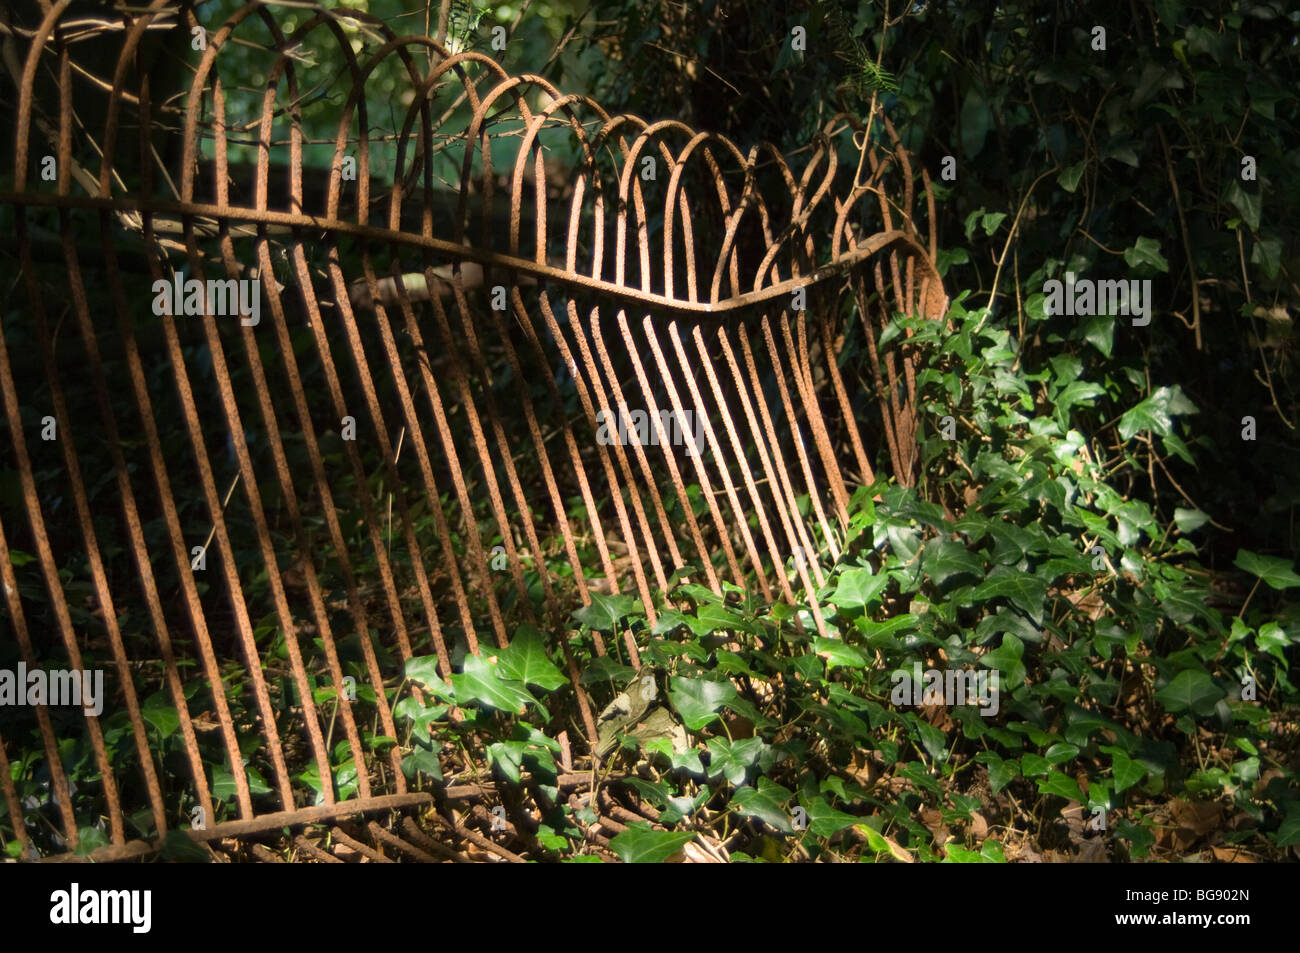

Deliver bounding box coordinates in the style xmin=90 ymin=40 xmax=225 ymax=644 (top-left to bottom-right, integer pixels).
xmin=0 ymin=2 xmax=946 ymax=861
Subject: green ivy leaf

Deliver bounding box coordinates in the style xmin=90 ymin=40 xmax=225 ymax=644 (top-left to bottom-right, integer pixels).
xmin=671 ymin=747 xmax=706 ymax=776
xmin=1105 ymin=749 xmax=1146 ymax=792
xmin=393 ymin=697 xmax=448 ymax=739
xmin=942 ymin=843 xmax=988 ymax=862
xmin=1130 ymin=62 xmax=1184 ymax=107
xmin=706 ymin=736 xmax=770 ymax=785
xmin=812 ymin=636 xmax=868 ymax=670
xmin=804 ymin=796 xmax=861 ymax=838
xmin=572 ymin=592 xmax=641 ymax=631
xmin=1233 ymin=549 xmax=1300 ymax=590
xmin=1044 ymin=742 xmax=1080 ymax=765
xmin=536 ymin=824 xmax=569 ymax=851
xmin=609 ymin=823 xmax=696 ymax=863
xmin=1256 ymin=622 xmax=1293 ymax=664
xmin=622 ymin=777 xmax=671 ymax=811
xmin=1079 ymin=313 xmax=1115 ymax=358
xmin=855 ymin=614 xmax=918 ymax=648
xmin=404 ymin=656 xmax=456 ymax=703
xmin=1021 ymin=752 xmax=1050 ymax=777
xmin=669 ymin=676 xmax=737 ymax=731
xmin=978 ymin=753 xmax=1019 ymax=793
xmin=986 ymin=521 xmax=1033 ymax=565
xmin=922 ymin=539 xmax=984 ymax=587
xmin=401 ymin=747 xmax=444 ymax=783
xmin=451 ymin=654 xmax=544 ymax=718
xmin=1225 ymin=179 xmax=1261 ymax=231
xmin=732 ymin=777 xmax=795 ymax=834
xmin=969 ymin=572 xmax=1046 ymax=625
xmin=1155 ymin=669 xmax=1225 ymax=716
xmin=1274 ymin=805 xmax=1300 ymax=848
xmin=651 ymin=609 xmax=696 ymax=637
xmin=1058 ymin=161 xmax=1086 ymax=193
xmin=1251 ymin=237 xmax=1282 ymax=279
xmin=579 ymin=656 xmax=638 ymax=685
xmin=142 ymin=692 xmax=179 ymax=740
xmin=855 ymin=823 xmax=914 ymax=862
xmin=696 ymin=601 xmax=752 ymax=634
xmin=914 ymin=719 xmax=949 ymax=761
xmin=829 ymin=566 xmax=891 ymax=610
xmin=1119 ymin=394 xmax=1170 ymax=440
xmin=495 ymin=624 xmax=567 ymax=691
xmin=1173 ymin=508 xmax=1210 ymax=533
xmin=1054 ymin=382 xmax=1105 ymax=421
xmin=1037 ymin=771 xmax=1085 ymax=802
xmin=212 ymin=765 xmax=272 ymax=800
xmin=981 ymin=211 xmax=1008 ymax=235
xmin=333 ymin=760 xmax=359 ymax=800
xmin=487 ymin=740 xmax=527 ymax=783
xmin=980 ymin=840 xmax=1007 ymax=862
xmin=659 ymin=790 xmax=709 ymax=825
xmin=671 ymin=582 xmax=723 ymax=606
xmin=1122 ymin=236 xmax=1169 ymax=273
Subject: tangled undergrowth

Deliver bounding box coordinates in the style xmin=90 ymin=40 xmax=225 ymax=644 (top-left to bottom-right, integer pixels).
xmin=380 ymin=294 xmax=1300 ymax=863
xmin=6 ymin=291 xmax=1297 ymax=862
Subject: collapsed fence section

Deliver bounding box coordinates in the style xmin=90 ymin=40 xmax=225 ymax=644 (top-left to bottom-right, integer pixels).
xmin=0 ymin=1 xmax=944 ymax=859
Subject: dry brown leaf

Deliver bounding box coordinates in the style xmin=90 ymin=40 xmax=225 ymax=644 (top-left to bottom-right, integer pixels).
xmin=1210 ymin=845 xmax=1257 ymax=863
xmin=1169 ymin=799 xmax=1224 ymax=836
xmin=1053 ymin=586 xmax=1106 ymax=621
xmin=881 ymin=832 xmax=915 ymax=863
xmin=1061 ymin=801 xmax=1086 ymax=841
xmin=920 ymin=807 xmax=951 ymax=847
xmin=851 ymin=822 xmax=915 ymax=862
xmin=1154 ymin=826 xmax=1195 ymax=853
xmin=1074 ymin=837 xmax=1110 ymax=863
xmin=1017 ymin=842 xmax=1046 ymax=863
xmin=849 ymin=750 xmax=878 ymax=786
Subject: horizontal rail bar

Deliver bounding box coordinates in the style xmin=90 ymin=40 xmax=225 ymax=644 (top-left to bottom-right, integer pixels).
xmin=0 ymin=191 xmax=919 ymax=315
xmin=40 ymin=793 xmax=436 ymax=863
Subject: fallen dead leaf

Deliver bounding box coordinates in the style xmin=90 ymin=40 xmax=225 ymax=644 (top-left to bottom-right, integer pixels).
xmin=1210 ymin=845 xmax=1257 ymax=863
xmin=853 ymin=823 xmax=915 ymax=863
xmin=1150 ymin=799 xmax=1227 ymax=854
xmin=881 ymin=832 xmax=915 ymax=863
xmin=920 ymin=807 xmax=951 ymax=847
xmin=1169 ymin=799 xmax=1224 ymax=837
xmin=1017 ymin=842 xmax=1046 ymax=863
xmin=1051 ymin=585 xmax=1106 ymax=621
xmin=1074 ymin=837 xmax=1110 ymax=863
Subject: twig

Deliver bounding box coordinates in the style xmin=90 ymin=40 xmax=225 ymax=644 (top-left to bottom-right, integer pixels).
xmin=1157 ymin=125 xmax=1201 ymax=350
xmin=985 ymin=167 xmax=1057 ymax=315
xmin=1140 ymin=433 xmax=1233 ymax=532
xmin=1238 ymin=231 xmax=1296 ymax=430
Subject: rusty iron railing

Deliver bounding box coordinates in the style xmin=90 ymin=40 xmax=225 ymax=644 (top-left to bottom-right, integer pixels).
xmin=0 ymin=1 xmax=945 ymax=860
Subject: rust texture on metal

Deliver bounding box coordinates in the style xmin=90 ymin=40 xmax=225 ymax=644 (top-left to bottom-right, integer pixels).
xmin=0 ymin=1 xmax=944 ymax=860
